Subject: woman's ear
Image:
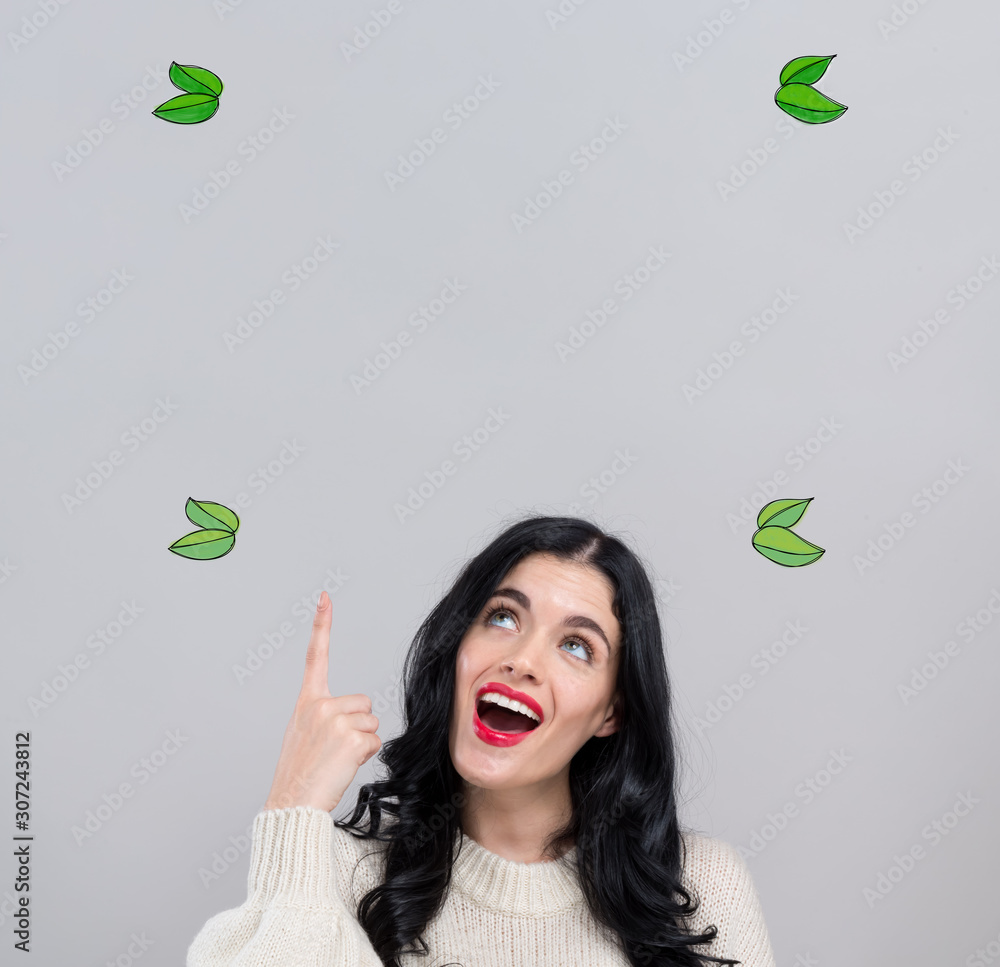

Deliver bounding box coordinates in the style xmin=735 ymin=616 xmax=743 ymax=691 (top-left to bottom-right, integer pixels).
xmin=593 ymin=693 xmax=621 ymax=738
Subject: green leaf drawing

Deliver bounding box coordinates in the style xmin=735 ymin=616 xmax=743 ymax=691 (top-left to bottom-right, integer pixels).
xmin=168 ymin=528 xmax=236 ymax=560
xmin=774 ymin=83 xmax=848 ymax=124
xmin=757 ymin=497 xmax=813 ymax=529
xmin=169 ymin=62 xmax=224 ymax=97
xmin=779 ymin=54 xmax=836 ymax=87
xmin=185 ymin=498 xmax=240 ymax=534
xmin=752 ymin=526 xmax=825 ymax=567
xmin=152 ymin=92 xmax=220 ymax=124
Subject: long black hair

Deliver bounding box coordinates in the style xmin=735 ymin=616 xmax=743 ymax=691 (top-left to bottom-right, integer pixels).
xmin=334 ymin=513 xmax=738 ymax=967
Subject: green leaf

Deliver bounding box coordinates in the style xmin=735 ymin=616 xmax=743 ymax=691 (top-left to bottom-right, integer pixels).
xmin=752 ymin=526 xmax=825 ymax=567
xmin=779 ymin=54 xmax=836 ymax=86
xmin=774 ymin=83 xmax=848 ymax=124
xmin=169 ymin=62 xmax=224 ymax=97
xmin=185 ymin=498 xmax=240 ymax=534
xmin=168 ymin=528 xmax=236 ymax=560
xmin=152 ymin=93 xmax=220 ymax=124
xmin=757 ymin=497 xmax=813 ymax=529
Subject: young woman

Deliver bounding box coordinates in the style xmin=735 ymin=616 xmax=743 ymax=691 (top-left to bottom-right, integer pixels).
xmin=187 ymin=515 xmax=776 ymax=967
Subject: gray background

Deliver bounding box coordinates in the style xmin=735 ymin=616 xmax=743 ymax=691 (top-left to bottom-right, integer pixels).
xmin=3 ymin=0 xmax=999 ymax=964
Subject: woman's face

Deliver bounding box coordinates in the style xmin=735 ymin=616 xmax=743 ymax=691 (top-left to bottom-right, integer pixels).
xmin=448 ymin=551 xmax=622 ymax=803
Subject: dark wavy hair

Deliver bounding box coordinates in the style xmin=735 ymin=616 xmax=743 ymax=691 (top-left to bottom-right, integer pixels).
xmin=334 ymin=513 xmax=738 ymax=967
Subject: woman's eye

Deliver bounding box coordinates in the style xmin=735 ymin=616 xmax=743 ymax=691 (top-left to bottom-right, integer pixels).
xmin=562 ymin=639 xmax=591 ymax=661
xmin=488 ymin=609 xmax=515 ymax=629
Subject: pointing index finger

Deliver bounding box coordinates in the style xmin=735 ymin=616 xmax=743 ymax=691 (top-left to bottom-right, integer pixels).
xmin=301 ymin=591 xmax=332 ymax=698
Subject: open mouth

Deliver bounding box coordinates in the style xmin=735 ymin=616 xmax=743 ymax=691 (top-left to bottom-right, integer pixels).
xmin=476 ymin=698 xmax=541 ymax=734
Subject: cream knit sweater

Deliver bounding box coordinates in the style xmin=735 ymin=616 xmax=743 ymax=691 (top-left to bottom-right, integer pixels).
xmin=187 ymin=806 xmax=776 ymax=967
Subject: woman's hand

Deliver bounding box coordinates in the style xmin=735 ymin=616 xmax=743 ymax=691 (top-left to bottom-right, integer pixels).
xmin=263 ymin=591 xmax=382 ymax=813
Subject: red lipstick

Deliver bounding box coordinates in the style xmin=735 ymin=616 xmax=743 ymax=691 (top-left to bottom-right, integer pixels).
xmin=472 ymin=682 xmax=544 ymax=748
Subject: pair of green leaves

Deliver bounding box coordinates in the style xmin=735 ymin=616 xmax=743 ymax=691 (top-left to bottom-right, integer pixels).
xmin=774 ymin=55 xmax=848 ymax=124
xmin=751 ymin=497 xmax=825 ymax=567
xmin=153 ymin=62 xmax=224 ymax=124
xmin=168 ymin=498 xmax=240 ymax=560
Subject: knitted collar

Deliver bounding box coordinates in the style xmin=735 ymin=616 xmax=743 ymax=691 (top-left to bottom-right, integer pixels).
xmin=448 ymin=829 xmax=585 ymax=917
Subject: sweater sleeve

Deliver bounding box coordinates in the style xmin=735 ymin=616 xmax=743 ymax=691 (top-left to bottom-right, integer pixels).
xmin=722 ymin=847 xmax=776 ymax=967
xmin=680 ymin=834 xmax=776 ymax=967
xmin=186 ymin=806 xmax=383 ymax=967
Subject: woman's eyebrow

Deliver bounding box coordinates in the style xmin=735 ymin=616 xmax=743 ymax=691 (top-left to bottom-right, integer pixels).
xmin=489 ymin=586 xmax=612 ymax=655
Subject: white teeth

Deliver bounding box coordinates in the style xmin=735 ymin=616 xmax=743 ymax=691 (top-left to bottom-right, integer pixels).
xmin=478 ymin=692 xmax=541 ymax=724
